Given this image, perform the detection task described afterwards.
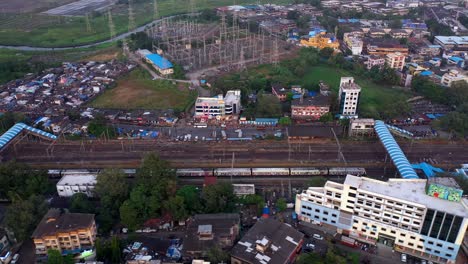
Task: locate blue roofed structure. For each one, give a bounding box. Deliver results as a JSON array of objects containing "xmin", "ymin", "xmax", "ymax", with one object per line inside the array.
[
  {"xmin": 0, "ymin": 123, "xmax": 57, "ymax": 150},
  {"xmin": 145, "ymin": 54, "xmax": 173, "ymax": 70},
  {"xmin": 374, "ymin": 120, "xmax": 419, "ymax": 179}
]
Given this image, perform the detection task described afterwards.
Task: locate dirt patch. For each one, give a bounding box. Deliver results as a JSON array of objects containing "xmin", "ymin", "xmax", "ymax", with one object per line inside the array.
[{"xmin": 84, "ymin": 50, "xmax": 121, "ymax": 62}]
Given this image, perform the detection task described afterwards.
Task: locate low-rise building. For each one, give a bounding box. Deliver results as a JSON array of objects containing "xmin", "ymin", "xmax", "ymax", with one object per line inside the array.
[
  {"xmin": 291, "ymin": 95, "xmax": 330, "ymax": 121},
  {"xmin": 56, "ymin": 174, "xmax": 96, "ymax": 197},
  {"xmin": 145, "ymin": 53, "xmax": 174, "ymax": 75},
  {"xmin": 230, "ymin": 218, "xmax": 304, "ymax": 264},
  {"xmin": 32, "ymin": 209, "xmax": 96, "ymax": 257},
  {"xmin": 386, "ymin": 52, "xmax": 406, "ymax": 71},
  {"xmin": 434, "ymin": 36, "xmax": 468, "ymax": 50},
  {"xmin": 365, "ymin": 55, "xmax": 386, "ymax": 70},
  {"xmin": 367, "ymin": 42, "xmax": 409, "ymax": 56},
  {"xmin": 271, "ymin": 84, "xmax": 289, "ymax": 102},
  {"xmin": 319, "ymin": 81, "xmax": 331, "ymax": 96},
  {"xmin": 390, "ymin": 29, "xmax": 411, "ymax": 39},
  {"xmin": 349, "ymin": 118, "xmax": 375, "ymax": 137},
  {"xmin": 441, "ymin": 70, "xmax": 468, "ymax": 87},
  {"xmin": 184, "ymin": 214, "xmax": 240, "ymax": 258},
  {"xmin": 295, "ymin": 175, "xmax": 468, "ymax": 264},
  {"xmin": 300, "ymin": 29, "xmax": 339, "ymax": 50}
]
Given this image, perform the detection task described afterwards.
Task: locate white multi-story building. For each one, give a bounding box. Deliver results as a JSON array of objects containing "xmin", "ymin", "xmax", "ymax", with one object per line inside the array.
[
  {"xmin": 56, "ymin": 174, "xmax": 96, "ymax": 197},
  {"xmin": 441, "ymin": 70, "xmax": 468, "ymax": 87},
  {"xmin": 195, "ymin": 90, "xmax": 241, "ymax": 117},
  {"xmin": 343, "ymin": 33, "xmax": 363, "ymax": 55},
  {"xmin": 338, "ymin": 77, "xmax": 361, "ymax": 117},
  {"xmin": 295, "ymin": 175, "xmax": 468, "ymax": 264}
]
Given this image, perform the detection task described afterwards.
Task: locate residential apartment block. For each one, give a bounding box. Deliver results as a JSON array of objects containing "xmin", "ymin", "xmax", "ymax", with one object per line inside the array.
[
  {"xmin": 365, "ymin": 55, "xmax": 386, "ymax": 70},
  {"xmin": 32, "ymin": 209, "xmax": 96, "ymax": 257},
  {"xmin": 349, "ymin": 118, "xmax": 375, "ymax": 137},
  {"xmin": 295, "ymin": 175, "xmax": 468, "ymax": 264},
  {"xmin": 386, "ymin": 52, "xmax": 406, "ymax": 71},
  {"xmin": 338, "ymin": 77, "xmax": 361, "ymax": 117},
  {"xmin": 441, "ymin": 70, "xmax": 468, "ymax": 87}
]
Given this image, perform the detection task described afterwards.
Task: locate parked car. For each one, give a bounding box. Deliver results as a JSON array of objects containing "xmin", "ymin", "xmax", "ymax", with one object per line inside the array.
[
  {"xmin": 306, "ymin": 243, "xmax": 315, "ymax": 249},
  {"xmin": 401, "ymin": 254, "xmax": 407, "ymax": 263},
  {"xmin": 313, "ymin": 234, "xmax": 324, "ymax": 240},
  {"xmin": 11, "ymin": 254, "xmax": 19, "ymax": 264}
]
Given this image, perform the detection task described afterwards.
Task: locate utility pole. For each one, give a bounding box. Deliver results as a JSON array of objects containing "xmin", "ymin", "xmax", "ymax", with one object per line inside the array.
[
  {"xmin": 128, "ymin": 0, "xmax": 136, "ymax": 31},
  {"xmin": 85, "ymin": 13, "xmax": 92, "ymax": 32},
  {"xmin": 153, "ymin": 0, "xmax": 159, "ymax": 20},
  {"xmin": 331, "ymin": 127, "xmax": 347, "ymax": 165},
  {"xmin": 231, "ymin": 152, "xmax": 235, "ymax": 183}
]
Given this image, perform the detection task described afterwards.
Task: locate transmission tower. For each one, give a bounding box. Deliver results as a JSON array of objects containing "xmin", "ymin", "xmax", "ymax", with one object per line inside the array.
[
  {"xmin": 85, "ymin": 13, "xmax": 92, "ymax": 32},
  {"xmin": 189, "ymin": 0, "xmax": 196, "ymax": 16},
  {"xmin": 108, "ymin": 10, "xmax": 116, "ymax": 39},
  {"xmin": 272, "ymin": 38, "xmax": 279, "ymax": 65},
  {"xmin": 128, "ymin": 0, "xmax": 136, "ymax": 30},
  {"xmin": 153, "ymin": 0, "xmax": 159, "ymax": 20}
]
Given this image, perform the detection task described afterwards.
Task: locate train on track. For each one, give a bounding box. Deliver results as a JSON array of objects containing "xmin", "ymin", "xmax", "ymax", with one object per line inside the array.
[{"xmin": 48, "ymin": 167, "xmax": 366, "ymax": 178}]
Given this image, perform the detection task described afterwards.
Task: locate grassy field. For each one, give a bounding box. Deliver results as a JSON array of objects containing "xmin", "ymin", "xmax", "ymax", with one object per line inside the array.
[
  {"xmin": 0, "ymin": 0, "xmax": 290, "ymax": 47},
  {"xmin": 302, "ymin": 65, "xmax": 412, "ymax": 117},
  {"xmin": 89, "ymin": 68, "xmax": 197, "ymax": 111}
]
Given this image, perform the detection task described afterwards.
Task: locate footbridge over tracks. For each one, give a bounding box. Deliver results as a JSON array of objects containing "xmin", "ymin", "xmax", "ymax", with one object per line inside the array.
[
  {"xmin": 374, "ymin": 120, "xmax": 419, "ymax": 179},
  {"xmin": 0, "ymin": 123, "xmax": 57, "ymax": 152}
]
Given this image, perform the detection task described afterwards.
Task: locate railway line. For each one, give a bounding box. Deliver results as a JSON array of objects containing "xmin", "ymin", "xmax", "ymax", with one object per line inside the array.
[{"xmin": 3, "ymin": 140, "xmax": 466, "ymax": 169}]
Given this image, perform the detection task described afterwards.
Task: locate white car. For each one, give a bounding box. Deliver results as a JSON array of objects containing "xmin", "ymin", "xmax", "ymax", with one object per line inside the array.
[
  {"xmin": 313, "ymin": 234, "xmax": 324, "ymax": 240},
  {"xmin": 401, "ymin": 254, "xmax": 407, "ymax": 263},
  {"xmin": 11, "ymin": 254, "xmax": 19, "ymax": 264},
  {"xmin": 306, "ymin": 243, "xmax": 315, "ymax": 249}
]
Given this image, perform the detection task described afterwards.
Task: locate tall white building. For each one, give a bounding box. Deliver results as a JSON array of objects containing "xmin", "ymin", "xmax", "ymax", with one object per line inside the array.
[
  {"xmin": 295, "ymin": 175, "xmax": 468, "ymax": 264},
  {"xmin": 338, "ymin": 77, "xmax": 361, "ymax": 117},
  {"xmin": 56, "ymin": 174, "xmax": 96, "ymax": 197}
]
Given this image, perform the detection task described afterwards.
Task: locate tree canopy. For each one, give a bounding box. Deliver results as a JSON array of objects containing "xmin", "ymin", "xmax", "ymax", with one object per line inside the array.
[
  {"xmin": 0, "ymin": 162, "xmax": 53, "ymax": 200},
  {"xmin": 70, "ymin": 193, "xmax": 94, "ymax": 214},
  {"xmin": 256, "ymin": 93, "xmax": 282, "ymax": 118},
  {"xmin": 202, "ymin": 183, "xmax": 236, "ymax": 213}
]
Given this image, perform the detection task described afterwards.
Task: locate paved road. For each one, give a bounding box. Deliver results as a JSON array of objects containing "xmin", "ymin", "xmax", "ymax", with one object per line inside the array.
[{"xmin": 0, "ymin": 14, "xmax": 193, "ymax": 50}]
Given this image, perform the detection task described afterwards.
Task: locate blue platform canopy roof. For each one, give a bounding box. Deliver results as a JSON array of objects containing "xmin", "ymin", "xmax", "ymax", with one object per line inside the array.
[
  {"xmin": 0, "ymin": 122, "xmax": 57, "ymax": 150},
  {"xmin": 145, "ymin": 54, "xmax": 173, "ymax": 70},
  {"xmin": 375, "ymin": 120, "xmax": 419, "ymax": 179}
]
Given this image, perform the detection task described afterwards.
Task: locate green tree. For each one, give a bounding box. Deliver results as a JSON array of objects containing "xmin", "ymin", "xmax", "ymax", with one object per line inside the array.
[
  {"xmin": 279, "ymin": 117, "xmax": 292, "ymax": 126},
  {"xmin": 309, "ymin": 177, "xmax": 327, "ymax": 187},
  {"xmin": 206, "ymin": 246, "xmax": 229, "ymax": 264},
  {"xmin": 6, "ymin": 195, "xmax": 48, "ymax": 242},
  {"xmin": 202, "ymin": 183, "xmax": 236, "ymax": 213},
  {"xmin": 297, "ymin": 252, "xmax": 325, "ymax": 264},
  {"xmin": 176, "ymin": 186, "xmax": 202, "ymax": 214},
  {"xmin": 256, "ymin": 94, "xmax": 282, "ymax": 118},
  {"xmin": 120, "ymin": 199, "xmax": 141, "ymax": 230},
  {"xmin": 319, "ymin": 47, "xmax": 334, "ymax": 58},
  {"xmin": 95, "ymin": 169, "xmax": 129, "ymax": 215},
  {"xmin": 0, "ymin": 162, "xmax": 52, "ymax": 200},
  {"xmin": 88, "ymin": 115, "xmax": 116, "ymax": 138},
  {"xmin": 110, "ymin": 236, "xmax": 121, "ymax": 263},
  {"xmin": 389, "ymin": 19, "xmax": 402, "ymax": 28},
  {"xmin": 319, "ymin": 112, "xmax": 334, "ymax": 123},
  {"xmin": 276, "ymin": 198, "xmax": 287, "ymax": 212},
  {"xmin": 163, "ymin": 196, "xmax": 188, "ymax": 221},
  {"xmin": 70, "ymin": 193, "xmax": 94, "ymax": 214},
  {"xmin": 47, "ymin": 249, "xmax": 64, "ymax": 264}
]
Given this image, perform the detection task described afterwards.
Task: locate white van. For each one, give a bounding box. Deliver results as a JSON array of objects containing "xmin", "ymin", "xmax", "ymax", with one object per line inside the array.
[{"xmin": 313, "ymin": 234, "xmax": 324, "ymax": 240}]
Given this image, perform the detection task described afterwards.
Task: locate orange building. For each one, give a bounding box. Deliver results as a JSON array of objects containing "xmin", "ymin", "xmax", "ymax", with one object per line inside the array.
[
  {"xmin": 300, "ymin": 30, "xmax": 339, "ymax": 50},
  {"xmin": 32, "ymin": 209, "xmax": 96, "ymax": 257}
]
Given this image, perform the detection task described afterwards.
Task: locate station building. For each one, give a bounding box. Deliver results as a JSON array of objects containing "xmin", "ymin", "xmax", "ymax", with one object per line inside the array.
[
  {"xmin": 56, "ymin": 174, "xmax": 96, "ymax": 197},
  {"xmin": 295, "ymin": 175, "xmax": 468, "ymax": 264}
]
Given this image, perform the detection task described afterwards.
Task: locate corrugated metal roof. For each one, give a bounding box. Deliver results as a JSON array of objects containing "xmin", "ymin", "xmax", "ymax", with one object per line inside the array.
[
  {"xmin": 0, "ymin": 122, "xmax": 57, "ymax": 150},
  {"xmin": 145, "ymin": 54, "xmax": 173, "ymax": 70},
  {"xmin": 374, "ymin": 120, "xmax": 418, "ymax": 179}
]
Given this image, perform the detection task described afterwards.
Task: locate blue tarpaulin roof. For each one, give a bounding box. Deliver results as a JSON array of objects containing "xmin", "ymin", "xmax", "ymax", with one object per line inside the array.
[
  {"xmin": 0, "ymin": 122, "xmax": 57, "ymax": 150},
  {"xmin": 145, "ymin": 54, "xmax": 173, "ymax": 70},
  {"xmin": 449, "ymin": 56, "xmax": 464, "ymax": 63},
  {"xmin": 420, "ymin": 70, "xmax": 433, "ymax": 76},
  {"xmin": 375, "ymin": 120, "xmax": 419, "ymax": 179}
]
